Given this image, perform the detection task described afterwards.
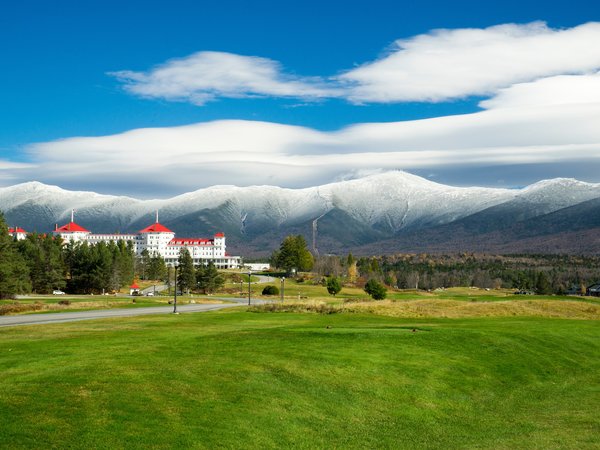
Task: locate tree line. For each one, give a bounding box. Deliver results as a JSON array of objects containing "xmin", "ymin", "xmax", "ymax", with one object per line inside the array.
[
  {"xmin": 0, "ymin": 213, "xmax": 224, "ymax": 298},
  {"xmin": 311, "ymin": 252, "xmax": 600, "ymax": 295}
]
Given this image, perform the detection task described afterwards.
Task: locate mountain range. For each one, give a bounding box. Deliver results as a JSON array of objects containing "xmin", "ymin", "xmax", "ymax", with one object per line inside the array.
[{"xmin": 1, "ymin": 171, "xmax": 600, "ymax": 256}]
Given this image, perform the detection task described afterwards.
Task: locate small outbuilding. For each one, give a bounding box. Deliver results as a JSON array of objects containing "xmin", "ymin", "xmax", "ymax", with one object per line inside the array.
[
  {"xmin": 586, "ymin": 283, "xmax": 600, "ymax": 297},
  {"xmin": 129, "ymin": 282, "xmax": 140, "ymax": 296}
]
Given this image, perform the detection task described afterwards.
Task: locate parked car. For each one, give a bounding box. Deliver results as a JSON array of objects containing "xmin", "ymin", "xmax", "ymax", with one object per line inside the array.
[
  {"xmin": 53, "ymin": 290, "xmax": 65, "ymax": 295},
  {"xmin": 146, "ymin": 292, "xmax": 154, "ymax": 296}
]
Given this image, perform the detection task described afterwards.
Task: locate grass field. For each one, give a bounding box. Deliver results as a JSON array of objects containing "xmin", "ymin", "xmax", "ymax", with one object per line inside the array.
[{"xmin": 1, "ymin": 307, "xmax": 598, "ymax": 449}]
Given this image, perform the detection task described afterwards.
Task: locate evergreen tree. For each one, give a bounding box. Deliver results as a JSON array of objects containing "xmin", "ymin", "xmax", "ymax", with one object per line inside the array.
[
  {"xmin": 16, "ymin": 233, "xmax": 65, "ymax": 293},
  {"xmin": 136, "ymin": 249, "xmax": 152, "ymax": 280},
  {"xmin": 326, "ymin": 277, "xmax": 342, "ymax": 296},
  {"xmin": 364, "ymin": 279, "xmax": 387, "ymax": 300},
  {"xmin": 271, "ymin": 235, "xmax": 314, "ymax": 273},
  {"xmin": 346, "ymin": 252, "xmax": 355, "ymax": 268},
  {"xmin": 0, "ymin": 213, "xmax": 31, "ymax": 298},
  {"xmin": 147, "ymin": 253, "xmax": 167, "ymax": 281},
  {"xmin": 535, "ymin": 271, "xmax": 552, "ymax": 295},
  {"xmin": 197, "ymin": 261, "xmax": 225, "ymax": 294},
  {"xmin": 177, "ymin": 248, "xmax": 196, "ymax": 293},
  {"xmin": 91, "ymin": 241, "xmax": 113, "ymax": 293}
]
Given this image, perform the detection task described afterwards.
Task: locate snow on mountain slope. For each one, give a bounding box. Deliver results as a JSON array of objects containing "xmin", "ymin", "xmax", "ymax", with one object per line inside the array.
[
  {"xmin": 320, "ymin": 172, "xmax": 515, "ymax": 230},
  {"xmin": 1, "ymin": 173, "xmax": 599, "ymax": 237},
  {"xmin": 516, "ymin": 178, "xmax": 600, "ymax": 210}
]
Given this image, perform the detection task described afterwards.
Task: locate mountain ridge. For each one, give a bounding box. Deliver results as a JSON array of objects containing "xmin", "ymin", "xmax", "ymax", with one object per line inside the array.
[{"xmin": 2, "ymin": 172, "xmax": 599, "ymax": 255}]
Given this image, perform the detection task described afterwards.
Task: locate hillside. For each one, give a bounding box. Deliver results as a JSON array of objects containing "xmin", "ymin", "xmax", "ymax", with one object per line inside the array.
[{"xmin": 1, "ymin": 172, "xmax": 600, "ymax": 255}]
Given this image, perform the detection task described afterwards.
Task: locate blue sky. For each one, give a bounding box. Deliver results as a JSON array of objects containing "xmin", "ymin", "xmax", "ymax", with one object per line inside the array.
[{"xmin": 1, "ymin": 0, "xmax": 600, "ymax": 197}]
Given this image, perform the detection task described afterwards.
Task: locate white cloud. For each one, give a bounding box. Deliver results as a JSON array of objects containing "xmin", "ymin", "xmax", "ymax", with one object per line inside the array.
[
  {"xmin": 109, "ymin": 51, "xmax": 340, "ymax": 105},
  {"xmin": 6, "ymin": 22, "xmax": 600, "ymax": 195},
  {"xmin": 479, "ymin": 73, "xmax": 600, "ymax": 109},
  {"xmin": 11, "ymin": 95, "xmax": 600, "ymax": 196},
  {"xmin": 339, "ymin": 22, "xmax": 600, "ymax": 102},
  {"xmin": 110, "ymin": 22, "xmax": 600, "ymax": 106}
]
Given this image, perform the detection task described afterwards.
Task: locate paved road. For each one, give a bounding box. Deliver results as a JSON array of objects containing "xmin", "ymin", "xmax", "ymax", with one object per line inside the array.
[{"xmin": 0, "ymin": 299, "xmax": 259, "ymax": 328}]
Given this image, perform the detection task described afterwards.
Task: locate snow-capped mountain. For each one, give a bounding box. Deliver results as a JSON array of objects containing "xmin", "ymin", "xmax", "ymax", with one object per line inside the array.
[{"xmin": 2, "ymin": 171, "xmax": 600, "ymax": 255}]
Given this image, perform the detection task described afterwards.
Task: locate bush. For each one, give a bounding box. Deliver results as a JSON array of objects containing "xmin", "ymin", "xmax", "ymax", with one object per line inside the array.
[
  {"xmin": 364, "ymin": 279, "xmax": 387, "ymax": 300},
  {"xmin": 58, "ymin": 299, "xmax": 71, "ymax": 305},
  {"xmin": 262, "ymin": 285, "xmax": 280, "ymax": 296},
  {"xmin": 326, "ymin": 277, "xmax": 342, "ymax": 296}
]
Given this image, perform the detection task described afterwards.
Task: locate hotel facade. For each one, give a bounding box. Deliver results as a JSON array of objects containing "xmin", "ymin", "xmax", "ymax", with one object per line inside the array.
[{"xmin": 10, "ymin": 212, "xmax": 241, "ymax": 269}]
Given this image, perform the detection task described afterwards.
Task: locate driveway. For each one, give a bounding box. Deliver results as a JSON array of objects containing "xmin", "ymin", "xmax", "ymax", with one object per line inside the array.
[{"xmin": 0, "ymin": 299, "xmax": 258, "ymax": 328}]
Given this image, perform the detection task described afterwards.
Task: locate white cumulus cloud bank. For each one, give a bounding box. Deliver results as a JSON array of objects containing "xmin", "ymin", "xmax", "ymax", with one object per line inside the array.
[
  {"xmin": 110, "ymin": 22, "xmax": 600, "ymax": 104},
  {"xmin": 15, "ymin": 74, "xmax": 600, "ymax": 196},
  {"xmin": 109, "ymin": 51, "xmax": 340, "ymax": 105}
]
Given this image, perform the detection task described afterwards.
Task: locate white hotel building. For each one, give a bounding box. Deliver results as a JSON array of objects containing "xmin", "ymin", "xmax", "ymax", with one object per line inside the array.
[{"xmin": 50, "ymin": 214, "xmax": 241, "ymax": 268}]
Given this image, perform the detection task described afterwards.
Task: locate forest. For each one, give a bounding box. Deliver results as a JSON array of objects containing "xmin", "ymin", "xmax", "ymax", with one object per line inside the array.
[
  {"xmin": 3, "ymin": 212, "xmax": 600, "ymax": 298},
  {"xmin": 0, "ymin": 214, "xmax": 224, "ymax": 299},
  {"xmin": 312, "ymin": 252, "xmax": 600, "ymax": 295}
]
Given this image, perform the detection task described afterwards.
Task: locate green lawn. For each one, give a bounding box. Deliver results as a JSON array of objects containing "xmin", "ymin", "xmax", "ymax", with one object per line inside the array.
[{"xmin": 0, "ymin": 310, "xmax": 598, "ymax": 449}]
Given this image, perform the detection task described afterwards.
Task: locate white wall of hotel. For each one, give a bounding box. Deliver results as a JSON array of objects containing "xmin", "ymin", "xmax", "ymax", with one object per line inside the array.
[
  {"xmin": 244, "ymin": 263, "xmax": 271, "ymax": 271},
  {"xmin": 53, "ymin": 227, "xmax": 241, "ymax": 269}
]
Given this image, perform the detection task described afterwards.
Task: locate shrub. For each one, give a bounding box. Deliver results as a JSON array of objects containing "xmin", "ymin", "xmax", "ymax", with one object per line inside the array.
[
  {"xmin": 262, "ymin": 285, "xmax": 280, "ymax": 296},
  {"xmin": 326, "ymin": 277, "xmax": 342, "ymax": 296},
  {"xmin": 364, "ymin": 279, "xmax": 387, "ymax": 300},
  {"xmin": 58, "ymin": 299, "xmax": 71, "ymax": 305}
]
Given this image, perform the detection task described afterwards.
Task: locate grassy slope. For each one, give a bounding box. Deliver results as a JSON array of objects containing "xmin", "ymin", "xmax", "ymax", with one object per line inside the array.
[{"xmin": 0, "ymin": 311, "xmax": 598, "ymax": 449}]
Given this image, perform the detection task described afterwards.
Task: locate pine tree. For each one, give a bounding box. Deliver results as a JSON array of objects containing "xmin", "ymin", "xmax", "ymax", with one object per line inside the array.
[
  {"xmin": 197, "ymin": 261, "xmax": 224, "ymax": 294},
  {"xmin": 346, "ymin": 252, "xmax": 355, "ymax": 267},
  {"xmin": 0, "ymin": 213, "xmax": 31, "ymax": 298},
  {"xmin": 535, "ymin": 271, "xmax": 552, "ymax": 295},
  {"xmin": 364, "ymin": 279, "xmax": 387, "ymax": 300},
  {"xmin": 148, "ymin": 253, "xmax": 167, "ymax": 281},
  {"xmin": 137, "ymin": 249, "xmax": 151, "ymax": 280},
  {"xmin": 272, "ymin": 235, "xmax": 314, "ymax": 273},
  {"xmin": 326, "ymin": 277, "xmax": 342, "ymax": 296},
  {"xmin": 177, "ymin": 248, "xmax": 196, "ymax": 294},
  {"xmin": 17, "ymin": 233, "xmax": 65, "ymax": 293}
]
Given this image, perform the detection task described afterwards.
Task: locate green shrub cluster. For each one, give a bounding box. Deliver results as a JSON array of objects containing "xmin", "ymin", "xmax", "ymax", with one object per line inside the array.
[{"xmin": 262, "ymin": 285, "xmax": 280, "ymax": 295}]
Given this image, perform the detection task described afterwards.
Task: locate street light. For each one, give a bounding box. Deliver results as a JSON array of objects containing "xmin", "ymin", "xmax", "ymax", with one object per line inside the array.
[
  {"xmin": 280, "ymin": 277, "xmax": 285, "ymax": 303},
  {"xmin": 173, "ymin": 262, "xmax": 179, "ymax": 314},
  {"xmin": 248, "ymin": 271, "xmax": 252, "ymax": 305}
]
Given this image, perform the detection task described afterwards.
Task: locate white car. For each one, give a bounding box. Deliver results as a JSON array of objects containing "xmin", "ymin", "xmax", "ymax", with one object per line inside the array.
[
  {"xmin": 146, "ymin": 292, "xmax": 154, "ymax": 296},
  {"xmin": 53, "ymin": 290, "xmax": 65, "ymax": 295}
]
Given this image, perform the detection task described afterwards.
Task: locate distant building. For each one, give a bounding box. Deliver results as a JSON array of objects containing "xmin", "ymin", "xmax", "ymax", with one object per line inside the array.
[
  {"xmin": 48, "ymin": 210, "xmax": 241, "ymax": 268},
  {"xmin": 8, "ymin": 226, "xmax": 27, "ymax": 240},
  {"xmin": 586, "ymin": 283, "xmax": 600, "ymax": 297},
  {"xmin": 244, "ymin": 263, "xmax": 271, "ymax": 271}
]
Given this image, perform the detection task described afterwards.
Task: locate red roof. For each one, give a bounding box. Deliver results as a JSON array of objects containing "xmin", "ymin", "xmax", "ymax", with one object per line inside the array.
[
  {"xmin": 8, "ymin": 227, "xmax": 27, "ymax": 233},
  {"xmin": 130, "ymin": 282, "xmax": 140, "ymax": 289},
  {"xmin": 169, "ymin": 238, "xmax": 213, "ymax": 246},
  {"xmin": 214, "ymin": 232, "xmax": 225, "ymax": 237},
  {"xmin": 139, "ymin": 222, "xmax": 174, "ymax": 233},
  {"xmin": 54, "ymin": 222, "xmax": 90, "ymax": 233}
]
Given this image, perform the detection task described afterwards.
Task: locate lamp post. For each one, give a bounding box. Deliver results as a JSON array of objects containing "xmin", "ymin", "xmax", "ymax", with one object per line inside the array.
[
  {"xmin": 248, "ymin": 271, "xmax": 252, "ymax": 305},
  {"xmin": 280, "ymin": 277, "xmax": 285, "ymax": 303},
  {"xmin": 173, "ymin": 262, "xmax": 179, "ymax": 314}
]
